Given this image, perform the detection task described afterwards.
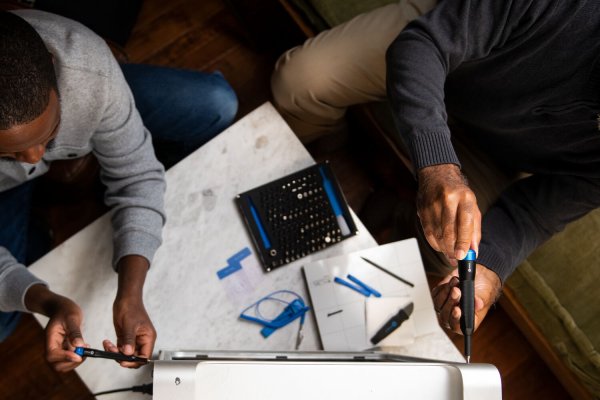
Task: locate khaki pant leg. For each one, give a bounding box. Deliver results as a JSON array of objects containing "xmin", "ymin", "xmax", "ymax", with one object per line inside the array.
[
  {"xmin": 271, "ymin": 0, "xmax": 437, "ymax": 143},
  {"xmin": 416, "ymin": 134, "xmax": 516, "ymax": 277}
]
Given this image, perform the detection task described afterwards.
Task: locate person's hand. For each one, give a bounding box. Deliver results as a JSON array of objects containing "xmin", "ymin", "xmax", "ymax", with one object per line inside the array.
[
  {"xmin": 107, "ymin": 295, "xmax": 156, "ymax": 368},
  {"xmin": 431, "ymin": 264, "xmax": 501, "ymax": 334},
  {"xmin": 105, "ymin": 255, "xmax": 156, "ymax": 368},
  {"xmin": 24, "ymin": 284, "xmax": 87, "ymax": 372},
  {"xmin": 417, "ymin": 164, "xmax": 481, "ymax": 266}
]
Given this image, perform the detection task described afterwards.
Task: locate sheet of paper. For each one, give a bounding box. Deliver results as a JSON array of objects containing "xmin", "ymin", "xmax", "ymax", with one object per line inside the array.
[{"xmin": 303, "ymin": 239, "xmax": 439, "ymax": 351}]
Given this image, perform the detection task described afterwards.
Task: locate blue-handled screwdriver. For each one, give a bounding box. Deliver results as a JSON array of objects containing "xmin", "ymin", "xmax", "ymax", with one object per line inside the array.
[
  {"xmin": 74, "ymin": 347, "xmax": 148, "ymax": 363},
  {"xmin": 458, "ymin": 249, "xmax": 476, "ymax": 363}
]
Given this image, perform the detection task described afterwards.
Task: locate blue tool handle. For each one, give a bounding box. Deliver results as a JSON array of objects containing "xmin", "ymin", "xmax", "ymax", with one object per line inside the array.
[{"xmin": 458, "ymin": 249, "xmax": 476, "ymax": 281}]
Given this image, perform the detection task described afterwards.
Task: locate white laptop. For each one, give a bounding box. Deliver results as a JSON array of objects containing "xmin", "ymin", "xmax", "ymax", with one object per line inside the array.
[{"xmin": 153, "ymin": 350, "xmax": 502, "ymax": 400}]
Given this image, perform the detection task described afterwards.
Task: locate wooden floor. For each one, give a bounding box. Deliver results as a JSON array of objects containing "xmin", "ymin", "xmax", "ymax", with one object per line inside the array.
[{"xmin": 0, "ymin": 0, "xmax": 572, "ymax": 399}]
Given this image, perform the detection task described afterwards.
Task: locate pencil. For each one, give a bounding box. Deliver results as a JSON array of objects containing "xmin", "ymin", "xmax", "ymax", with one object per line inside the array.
[{"xmin": 360, "ymin": 256, "xmax": 414, "ymax": 287}]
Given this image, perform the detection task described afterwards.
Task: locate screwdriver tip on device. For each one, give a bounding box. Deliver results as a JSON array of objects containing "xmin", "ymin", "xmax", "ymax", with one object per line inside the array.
[{"xmin": 467, "ymin": 355, "xmax": 471, "ymax": 364}]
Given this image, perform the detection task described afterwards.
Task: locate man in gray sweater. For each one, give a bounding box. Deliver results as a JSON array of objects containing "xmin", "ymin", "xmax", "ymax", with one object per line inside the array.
[{"xmin": 0, "ymin": 10, "xmax": 237, "ymax": 371}]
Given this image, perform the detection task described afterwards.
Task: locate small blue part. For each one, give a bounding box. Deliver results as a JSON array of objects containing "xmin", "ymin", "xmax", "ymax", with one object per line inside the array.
[
  {"xmin": 218, "ymin": 247, "xmax": 252, "ymax": 279},
  {"xmin": 217, "ymin": 263, "xmax": 242, "ymax": 279},
  {"xmin": 463, "ymin": 249, "xmax": 477, "ymax": 261},
  {"xmin": 227, "ymin": 247, "xmax": 251, "ymax": 264},
  {"xmin": 74, "ymin": 347, "xmax": 85, "ymax": 356}
]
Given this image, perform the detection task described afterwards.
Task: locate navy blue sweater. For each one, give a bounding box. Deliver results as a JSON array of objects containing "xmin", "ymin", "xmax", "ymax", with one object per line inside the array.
[{"xmin": 387, "ymin": 0, "xmax": 600, "ymax": 281}]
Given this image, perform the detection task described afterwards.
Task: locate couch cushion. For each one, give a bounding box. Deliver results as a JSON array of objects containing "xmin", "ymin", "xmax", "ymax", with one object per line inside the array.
[{"xmin": 506, "ymin": 209, "xmax": 600, "ymax": 398}]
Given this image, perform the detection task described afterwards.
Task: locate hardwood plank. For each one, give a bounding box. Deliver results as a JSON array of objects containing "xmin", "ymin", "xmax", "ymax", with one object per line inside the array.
[
  {"xmin": 0, "ymin": 314, "xmax": 92, "ymax": 400},
  {"xmin": 130, "ymin": 0, "xmax": 187, "ymax": 31},
  {"xmin": 125, "ymin": 0, "xmax": 224, "ymax": 63},
  {"xmin": 446, "ymin": 306, "xmax": 571, "ymax": 399},
  {"xmin": 137, "ymin": 9, "xmax": 247, "ymax": 69}
]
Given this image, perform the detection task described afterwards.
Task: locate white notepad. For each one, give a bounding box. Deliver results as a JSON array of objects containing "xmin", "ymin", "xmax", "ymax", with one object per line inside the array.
[{"xmin": 302, "ymin": 239, "xmax": 439, "ymax": 351}]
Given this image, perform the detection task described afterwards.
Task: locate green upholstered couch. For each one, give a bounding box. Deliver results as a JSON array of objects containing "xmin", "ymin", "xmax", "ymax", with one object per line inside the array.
[{"xmin": 280, "ymin": 0, "xmax": 600, "ymax": 398}]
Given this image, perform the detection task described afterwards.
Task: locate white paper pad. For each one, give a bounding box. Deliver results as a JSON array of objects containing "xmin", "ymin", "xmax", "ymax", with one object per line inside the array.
[{"xmin": 303, "ymin": 239, "xmax": 439, "ymax": 351}]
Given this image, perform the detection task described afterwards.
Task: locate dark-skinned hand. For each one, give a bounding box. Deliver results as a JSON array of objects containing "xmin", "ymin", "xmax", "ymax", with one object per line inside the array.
[
  {"xmin": 417, "ymin": 163, "xmax": 481, "ymax": 266},
  {"xmin": 431, "ymin": 264, "xmax": 501, "ymax": 334}
]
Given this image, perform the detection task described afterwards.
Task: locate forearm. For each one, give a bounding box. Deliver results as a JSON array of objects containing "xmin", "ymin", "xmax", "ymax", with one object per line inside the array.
[
  {"xmin": 24, "ymin": 284, "xmax": 66, "ymax": 317},
  {"xmin": 116, "ymin": 255, "xmax": 149, "ymax": 301},
  {"xmin": 112, "ymin": 255, "xmax": 156, "ymax": 360},
  {"xmin": 479, "ymin": 174, "xmax": 600, "ymax": 282}
]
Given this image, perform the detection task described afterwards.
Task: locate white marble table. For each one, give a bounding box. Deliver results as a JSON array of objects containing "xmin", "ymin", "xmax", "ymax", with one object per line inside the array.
[{"xmin": 30, "ymin": 103, "xmax": 462, "ymax": 398}]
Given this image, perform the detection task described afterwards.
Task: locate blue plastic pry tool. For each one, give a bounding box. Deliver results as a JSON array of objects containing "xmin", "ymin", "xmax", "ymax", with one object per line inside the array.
[
  {"xmin": 248, "ymin": 197, "xmax": 271, "ymax": 249},
  {"xmin": 319, "ymin": 165, "xmax": 351, "ymax": 236},
  {"xmin": 347, "ymin": 274, "xmax": 381, "ymax": 297},
  {"xmin": 334, "ymin": 276, "xmax": 371, "ymax": 297}
]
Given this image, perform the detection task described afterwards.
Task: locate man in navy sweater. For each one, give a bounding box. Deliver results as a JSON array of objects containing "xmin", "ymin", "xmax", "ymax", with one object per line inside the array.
[
  {"xmin": 387, "ymin": 0, "xmax": 600, "ymax": 333},
  {"xmin": 273, "ymin": 0, "xmax": 600, "ymax": 336}
]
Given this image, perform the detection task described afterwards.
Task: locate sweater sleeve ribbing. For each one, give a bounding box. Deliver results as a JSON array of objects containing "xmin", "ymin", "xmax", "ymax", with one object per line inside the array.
[
  {"xmin": 386, "ymin": 0, "xmax": 551, "ymax": 170},
  {"xmin": 478, "ymin": 174, "xmax": 600, "ymax": 282}
]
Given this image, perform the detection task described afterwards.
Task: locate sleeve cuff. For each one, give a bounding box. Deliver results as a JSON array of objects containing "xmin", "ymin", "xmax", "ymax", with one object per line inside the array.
[
  {"xmin": 0, "ymin": 265, "xmax": 47, "ymax": 312},
  {"xmin": 407, "ymin": 130, "xmax": 461, "ymax": 170},
  {"xmin": 112, "ymin": 230, "xmax": 162, "ymax": 270},
  {"xmin": 477, "ymin": 241, "xmax": 515, "ymax": 283}
]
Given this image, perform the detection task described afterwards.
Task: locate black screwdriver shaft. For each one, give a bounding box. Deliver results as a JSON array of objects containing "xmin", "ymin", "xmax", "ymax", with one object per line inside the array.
[{"xmin": 458, "ymin": 249, "xmax": 476, "ymax": 363}]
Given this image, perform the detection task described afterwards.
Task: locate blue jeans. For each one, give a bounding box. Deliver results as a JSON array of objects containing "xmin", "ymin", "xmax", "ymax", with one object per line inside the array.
[
  {"xmin": 120, "ymin": 64, "xmax": 238, "ymax": 169},
  {"xmin": 0, "ymin": 182, "xmax": 36, "ymax": 342},
  {"xmin": 0, "ymin": 64, "xmax": 238, "ymax": 341}
]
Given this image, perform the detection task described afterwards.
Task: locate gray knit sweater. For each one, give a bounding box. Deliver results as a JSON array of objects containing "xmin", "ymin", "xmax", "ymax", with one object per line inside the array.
[
  {"xmin": 0, "ymin": 10, "xmax": 166, "ymax": 312},
  {"xmin": 387, "ymin": 0, "xmax": 600, "ymax": 281}
]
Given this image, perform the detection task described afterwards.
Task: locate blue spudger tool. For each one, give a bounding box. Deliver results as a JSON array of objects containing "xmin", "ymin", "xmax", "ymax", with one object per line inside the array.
[
  {"xmin": 333, "ymin": 276, "xmax": 371, "ymax": 296},
  {"xmin": 370, "ymin": 302, "xmax": 414, "ymax": 345},
  {"xmin": 458, "ymin": 249, "xmax": 476, "ymax": 363}
]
